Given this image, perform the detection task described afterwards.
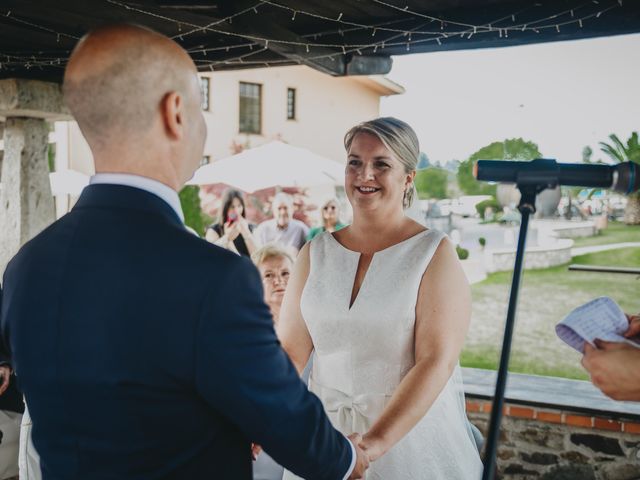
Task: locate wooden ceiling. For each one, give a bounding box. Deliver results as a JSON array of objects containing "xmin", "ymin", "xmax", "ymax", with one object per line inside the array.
[{"xmin": 1, "ymin": 0, "xmax": 639, "ymax": 82}]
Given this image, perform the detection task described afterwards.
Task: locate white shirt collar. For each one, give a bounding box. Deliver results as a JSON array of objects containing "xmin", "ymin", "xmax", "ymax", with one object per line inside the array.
[{"xmin": 90, "ymin": 173, "xmax": 184, "ymax": 223}]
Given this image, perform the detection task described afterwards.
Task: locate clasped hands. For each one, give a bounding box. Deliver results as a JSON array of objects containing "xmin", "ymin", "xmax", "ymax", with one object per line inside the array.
[
  {"xmin": 250, "ymin": 432, "xmax": 384, "ymax": 479},
  {"xmin": 582, "ymin": 313, "xmax": 640, "ymax": 401},
  {"xmin": 348, "ymin": 432, "xmax": 388, "ymax": 479}
]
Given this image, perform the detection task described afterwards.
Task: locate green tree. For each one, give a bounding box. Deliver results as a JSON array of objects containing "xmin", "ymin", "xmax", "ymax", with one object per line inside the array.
[
  {"xmin": 457, "ymin": 138, "xmax": 543, "ymax": 195},
  {"xmin": 599, "ymin": 132, "xmax": 640, "ymax": 224},
  {"xmin": 179, "ymin": 185, "xmax": 212, "ymax": 236},
  {"xmin": 415, "ymin": 167, "xmax": 448, "ymax": 199}
]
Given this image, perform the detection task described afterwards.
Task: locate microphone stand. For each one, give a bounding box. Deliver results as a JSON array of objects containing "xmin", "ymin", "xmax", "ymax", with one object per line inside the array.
[{"xmin": 481, "ymin": 183, "xmax": 548, "ymax": 480}]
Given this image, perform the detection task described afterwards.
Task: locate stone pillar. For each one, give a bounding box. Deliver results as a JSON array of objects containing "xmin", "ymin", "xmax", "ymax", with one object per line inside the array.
[
  {"xmin": 0, "ymin": 79, "xmax": 71, "ymax": 275},
  {"xmin": 0, "ymin": 119, "xmax": 53, "ymax": 272},
  {"xmin": 0, "ymin": 121, "xmax": 4, "ymax": 182}
]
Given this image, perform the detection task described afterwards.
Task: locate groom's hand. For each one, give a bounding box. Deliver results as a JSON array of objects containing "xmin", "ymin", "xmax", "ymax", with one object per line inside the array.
[
  {"xmin": 347, "ymin": 433, "xmax": 370, "ymax": 479},
  {"xmin": 250, "ymin": 443, "xmax": 262, "ymax": 461},
  {"xmin": 0, "ymin": 365, "xmax": 11, "ymax": 396}
]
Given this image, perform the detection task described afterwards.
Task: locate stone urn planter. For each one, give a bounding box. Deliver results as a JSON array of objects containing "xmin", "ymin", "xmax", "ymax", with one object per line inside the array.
[{"xmin": 496, "ymin": 184, "xmax": 561, "ymax": 218}]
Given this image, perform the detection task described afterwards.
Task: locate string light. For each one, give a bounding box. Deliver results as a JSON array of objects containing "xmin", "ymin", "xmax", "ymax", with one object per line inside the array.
[{"xmin": 0, "ymin": 0, "xmax": 625, "ymax": 74}]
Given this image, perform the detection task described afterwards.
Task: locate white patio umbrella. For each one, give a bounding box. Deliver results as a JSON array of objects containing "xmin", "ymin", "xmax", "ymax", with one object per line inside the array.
[
  {"xmin": 187, "ymin": 141, "xmax": 345, "ymax": 192},
  {"xmin": 49, "ymin": 170, "xmax": 90, "ymax": 196}
]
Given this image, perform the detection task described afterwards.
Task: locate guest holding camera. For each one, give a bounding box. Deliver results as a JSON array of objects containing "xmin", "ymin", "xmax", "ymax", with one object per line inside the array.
[{"xmin": 205, "ymin": 189, "xmax": 257, "ymax": 257}]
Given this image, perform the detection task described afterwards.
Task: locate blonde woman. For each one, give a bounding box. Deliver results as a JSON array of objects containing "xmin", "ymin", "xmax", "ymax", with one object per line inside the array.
[
  {"xmin": 279, "ymin": 118, "xmax": 482, "ymax": 479},
  {"xmin": 252, "ymin": 245, "xmax": 294, "ymax": 325},
  {"xmin": 307, "ymin": 198, "xmax": 348, "ymax": 241},
  {"xmin": 251, "ymin": 245, "xmax": 303, "ymax": 480}
]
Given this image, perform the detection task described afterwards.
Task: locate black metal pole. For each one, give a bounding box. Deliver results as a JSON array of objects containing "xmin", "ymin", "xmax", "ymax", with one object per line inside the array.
[{"xmin": 481, "ymin": 186, "xmax": 539, "ymax": 480}]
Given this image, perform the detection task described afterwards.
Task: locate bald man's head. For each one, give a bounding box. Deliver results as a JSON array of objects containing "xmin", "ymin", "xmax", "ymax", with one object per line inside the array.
[{"xmin": 63, "ymin": 24, "xmax": 199, "ymax": 149}]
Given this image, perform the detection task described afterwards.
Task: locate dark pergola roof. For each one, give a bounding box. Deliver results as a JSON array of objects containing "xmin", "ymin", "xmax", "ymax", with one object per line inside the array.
[{"xmin": 1, "ymin": 0, "xmax": 639, "ymax": 82}]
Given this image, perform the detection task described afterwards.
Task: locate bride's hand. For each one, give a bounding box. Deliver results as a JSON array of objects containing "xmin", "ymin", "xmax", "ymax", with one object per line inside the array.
[{"xmin": 359, "ymin": 433, "xmax": 385, "ymax": 462}]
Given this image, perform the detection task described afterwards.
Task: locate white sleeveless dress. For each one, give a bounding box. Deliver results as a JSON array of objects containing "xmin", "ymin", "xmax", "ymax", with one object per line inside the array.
[{"xmin": 283, "ymin": 230, "xmax": 483, "ymax": 480}]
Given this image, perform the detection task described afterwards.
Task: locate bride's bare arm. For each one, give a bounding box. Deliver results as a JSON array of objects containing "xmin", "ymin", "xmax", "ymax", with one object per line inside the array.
[
  {"xmin": 277, "ymin": 242, "xmax": 314, "ymax": 375},
  {"xmin": 360, "ymin": 238, "xmax": 471, "ymax": 461}
]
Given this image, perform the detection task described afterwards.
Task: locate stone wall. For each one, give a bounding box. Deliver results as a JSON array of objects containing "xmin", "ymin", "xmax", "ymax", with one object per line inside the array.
[
  {"xmin": 466, "ymin": 398, "xmax": 640, "ymax": 479},
  {"xmin": 532, "ymin": 219, "xmax": 598, "ymax": 239},
  {"xmin": 551, "ymin": 225, "xmax": 598, "ymax": 238},
  {"xmin": 483, "ymin": 239, "xmax": 574, "ymax": 273}
]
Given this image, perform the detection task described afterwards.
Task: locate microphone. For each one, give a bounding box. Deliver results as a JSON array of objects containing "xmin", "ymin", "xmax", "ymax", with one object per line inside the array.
[{"xmin": 474, "ymin": 158, "xmax": 639, "ymax": 195}]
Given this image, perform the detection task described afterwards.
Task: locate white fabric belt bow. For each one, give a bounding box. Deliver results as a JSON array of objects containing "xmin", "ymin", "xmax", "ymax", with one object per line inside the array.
[{"xmin": 309, "ymin": 378, "xmax": 390, "ymax": 433}]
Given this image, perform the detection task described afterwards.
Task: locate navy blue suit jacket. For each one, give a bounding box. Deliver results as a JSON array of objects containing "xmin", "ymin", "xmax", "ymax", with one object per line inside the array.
[{"xmin": 0, "ymin": 184, "xmax": 351, "ymax": 480}]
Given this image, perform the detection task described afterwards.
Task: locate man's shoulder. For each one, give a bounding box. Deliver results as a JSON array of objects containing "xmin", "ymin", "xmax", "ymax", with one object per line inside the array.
[
  {"xmin": 255, "ymin": 219, "xmax": 275, "ymax": 234},
  {"xmin": 6, "ymin": 214, "xmax": 71, "ymax": 268},
  {"xmin": 173, "ymin": 228, "xmax": 251, "ymax": 267},
  {"xmin": 291, "ymin": 218, "xmax": 310, "ymax": 232},
  {"xmin": 256, "ymin": 218, "xmax": 276, "ymax": 228}
]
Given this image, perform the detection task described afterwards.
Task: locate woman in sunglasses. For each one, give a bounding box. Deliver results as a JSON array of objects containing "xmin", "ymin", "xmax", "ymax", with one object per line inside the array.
[{"xmin": 307, "ymin": 198, "xmax": 347, "ymax": 241}]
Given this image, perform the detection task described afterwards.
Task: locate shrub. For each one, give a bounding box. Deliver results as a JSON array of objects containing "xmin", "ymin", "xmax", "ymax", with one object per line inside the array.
[
  {"xmin": 179, "ymin": 185, "xmax": 213, "ymax": 237},
  {"xmin": 475, "ymin": 197, "xmax": 502, "ymax": 217},
  {"xmin": 456, "ymin": 245, "xmax": 469, "ymax": 260},
  {"xmin": 415, "ymin": 167, "xmax": 448, "ymax": 200},
  {"xmin": 478, "ymin": 237, "xmax": 486, "ymax": 247}
]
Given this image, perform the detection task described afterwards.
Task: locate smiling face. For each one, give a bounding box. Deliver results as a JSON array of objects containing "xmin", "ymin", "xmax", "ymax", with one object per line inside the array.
[
  {"xmin": 258, "ymin": 255, "xmax": 293, "ymax": 310},
  {"xmin": 345, "ymin": 132, "xmax": 414, "ymax": 214}
]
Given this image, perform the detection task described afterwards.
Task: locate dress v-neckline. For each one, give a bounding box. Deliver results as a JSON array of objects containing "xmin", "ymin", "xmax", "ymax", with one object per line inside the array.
[{"xmin": 328, "ymin": 229, "xmax": 430, "ymax": 311}]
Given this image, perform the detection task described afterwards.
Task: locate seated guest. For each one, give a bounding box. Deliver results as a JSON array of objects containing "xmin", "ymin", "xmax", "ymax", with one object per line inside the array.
[
  {"xmin": 206, "ymin": 189, "xmax": 257, "ymax": 257},
  {"xmin": 254, "ymin": 193, "xmax": 309, "ymax": 253},
  {"xmin": 251, "ymin": 245, "xmax": 296, "ymax": 480},
  {"xmin": 307, "ymin": 197, "xmax": 347, "ymax": 241},
  {"xmin": 252, "ymin": 245, "xmax": 294, "ymax": 326},
  {"xmin": 582, "ymin": 312, "xmax": 640, "ymax": 401}
]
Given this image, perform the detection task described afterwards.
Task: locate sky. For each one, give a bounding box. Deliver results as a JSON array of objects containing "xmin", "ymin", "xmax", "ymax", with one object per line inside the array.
[{"xmin": 381, "ymin": 33, "xmax": 640, "ymax": 166}]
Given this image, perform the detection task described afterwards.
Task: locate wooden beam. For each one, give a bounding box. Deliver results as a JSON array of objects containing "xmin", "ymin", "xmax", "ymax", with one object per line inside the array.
[{"xmin": 346, "ymin": 55, "xmax": 392, "ymax": 76}]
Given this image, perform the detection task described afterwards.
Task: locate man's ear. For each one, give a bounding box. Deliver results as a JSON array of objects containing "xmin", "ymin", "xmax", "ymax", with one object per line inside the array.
[{"xmin": 161, "ymin": 91, "xmax": 184, "ymax": 140}]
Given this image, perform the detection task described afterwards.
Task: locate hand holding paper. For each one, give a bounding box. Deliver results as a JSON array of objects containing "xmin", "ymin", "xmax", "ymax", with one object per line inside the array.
[{"xmin": 555, "ymin": 297, "xmax": 640, "ymax": 353}]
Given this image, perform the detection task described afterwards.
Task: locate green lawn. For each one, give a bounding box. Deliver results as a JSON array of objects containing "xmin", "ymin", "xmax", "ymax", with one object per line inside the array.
[
  {"xmin": 462, "ymin": 246, "xmax": 640, "ymax": 380},
  {"xmin": 571, "ymin": 221, "xmax": 640, "ymax": 248}
]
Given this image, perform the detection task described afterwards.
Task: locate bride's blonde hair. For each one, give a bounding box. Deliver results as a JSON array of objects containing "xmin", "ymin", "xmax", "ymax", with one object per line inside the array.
[{"xmin": 343, "ymin": 117, "xmax": 419, "ymax": 209}]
